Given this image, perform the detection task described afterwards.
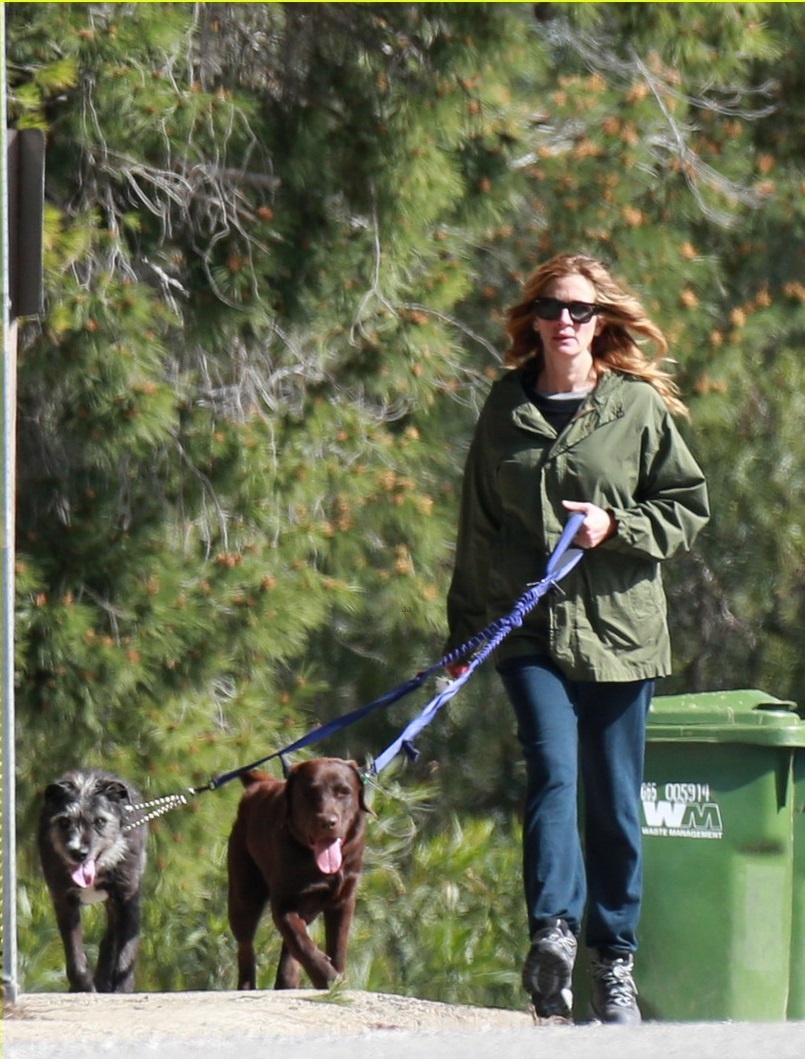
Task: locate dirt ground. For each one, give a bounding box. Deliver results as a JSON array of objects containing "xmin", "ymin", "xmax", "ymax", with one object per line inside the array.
[
  {"xmin": 6, "ymin": 990, "xmax": 805, "ymax": 1059},
  {"xmin": 2, "ymin": 988, "xmax": 533, "ymax": 1046}
]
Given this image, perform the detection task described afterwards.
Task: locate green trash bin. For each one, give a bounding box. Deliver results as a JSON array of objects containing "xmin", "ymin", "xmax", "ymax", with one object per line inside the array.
[
  {"xmin": 634, "ymin": 689, "xmax": 805, "ymax": 1022},
  {"xmin": 790, "ymin": 740, "xmax": 805, "ymax": 1019}
]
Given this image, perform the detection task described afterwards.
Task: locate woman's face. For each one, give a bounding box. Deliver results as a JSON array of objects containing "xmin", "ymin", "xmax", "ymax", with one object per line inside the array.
[{"xmin": 533, "ymin": 272, "xmax": 602, "ymax": 368}]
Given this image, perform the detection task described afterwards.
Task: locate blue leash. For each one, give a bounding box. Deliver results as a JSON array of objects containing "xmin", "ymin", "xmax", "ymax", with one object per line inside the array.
[
  {"xmin": 371, "ymin": 512, "xmax": 585, "ymax": 773},
  {"xmin": 123, "ymin": 514, "xmax": 585, "ymax": 824}
]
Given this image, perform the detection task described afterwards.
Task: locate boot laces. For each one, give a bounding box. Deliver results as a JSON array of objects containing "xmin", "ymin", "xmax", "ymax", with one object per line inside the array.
[{"xmin": 592, "ymin": 957, "xmax": 637, "ymax": 1007}]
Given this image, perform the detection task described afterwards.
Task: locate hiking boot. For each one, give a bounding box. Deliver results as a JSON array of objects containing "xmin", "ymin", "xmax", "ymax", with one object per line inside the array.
[
  {"xmin": 590, "ymin": 951, "xmax": 641, "ymax": 1025},
  {"xmin": 522, "ymin": 918, "xmax": 577, "ymax": 1022}
]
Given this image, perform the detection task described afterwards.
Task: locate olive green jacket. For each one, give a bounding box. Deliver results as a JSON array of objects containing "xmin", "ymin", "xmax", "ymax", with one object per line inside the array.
[{"xmin": 445, "ymin": 369, "xmax": 710, "ymax": 681}]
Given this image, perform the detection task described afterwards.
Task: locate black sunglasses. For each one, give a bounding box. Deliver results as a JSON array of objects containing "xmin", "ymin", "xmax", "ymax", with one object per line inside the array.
[{"xmin": 533, "ymin": 297, "xmax": 601, "ymax": 324}]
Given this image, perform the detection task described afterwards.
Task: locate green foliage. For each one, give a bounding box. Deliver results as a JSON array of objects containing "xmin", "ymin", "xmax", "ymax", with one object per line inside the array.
[
  {"xmin": 9, "ymin": 0, "xmax": 805, "ymax": 1008},
  {"xmin": 357, "ymin": 801, "xmax": 523, "ymax": 1008}
]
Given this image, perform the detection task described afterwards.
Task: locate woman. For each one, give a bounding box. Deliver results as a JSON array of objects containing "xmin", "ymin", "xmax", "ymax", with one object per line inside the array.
[{"xmin": 444, "ymin": 253, "xmax": 709, "ymax": 1024}]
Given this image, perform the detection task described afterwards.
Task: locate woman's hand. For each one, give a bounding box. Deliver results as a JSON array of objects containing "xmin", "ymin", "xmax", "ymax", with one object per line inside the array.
[{"xmin": 562, "ymin": 500, "xmax": 616, "ymax": 548}]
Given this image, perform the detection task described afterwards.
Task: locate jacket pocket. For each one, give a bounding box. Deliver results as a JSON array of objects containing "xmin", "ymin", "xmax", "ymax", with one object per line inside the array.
[{"xmin": 585, "ymin": 561, "xmax": 667, "ymax": 652}]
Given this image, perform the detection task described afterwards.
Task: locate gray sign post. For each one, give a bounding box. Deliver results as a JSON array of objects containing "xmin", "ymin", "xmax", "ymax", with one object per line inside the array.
[{"xmin": 2, "ymin": 5, "xmax": 45, "ymax": 1000}]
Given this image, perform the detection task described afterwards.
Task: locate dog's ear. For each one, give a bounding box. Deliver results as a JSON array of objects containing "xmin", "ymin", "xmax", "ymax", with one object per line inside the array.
[
  {"xmin": 43, "ymin": 780, "xmax": 77, "ymax": 810},
  {"xmin": 346, "ymin": 762, "xmax": 376, "ymax": 817},
  {"xmin": 284, "ymin": 766, "xmax": 298, "ymax": 815},
  {"xmin": 96, "ymin": 778, "xmax": 132, "ymax": 805}
]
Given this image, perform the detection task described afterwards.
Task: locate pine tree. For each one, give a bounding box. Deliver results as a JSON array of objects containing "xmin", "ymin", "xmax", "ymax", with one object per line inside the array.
[{"xmin": 8, "ymin": 1, "xmax": 546, "ymax": 992}]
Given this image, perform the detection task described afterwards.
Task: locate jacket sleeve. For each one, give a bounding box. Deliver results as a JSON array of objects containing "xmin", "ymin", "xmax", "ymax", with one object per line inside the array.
[
  {"xmin": 444, "ymin": 411, "xmax": 502, "ymax": 655},
  {"xmin": 605, "ymin": 404, "xmax": 710, "ymax": 562}
]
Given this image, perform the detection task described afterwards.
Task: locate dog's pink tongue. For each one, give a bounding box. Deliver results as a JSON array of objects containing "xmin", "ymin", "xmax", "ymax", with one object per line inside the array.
[
  {"xmin": 71, "ymin": 859, "xmax": 97, "ymax": 888},
  {"xmin": 314, "ymin": 837, "xmax": 343, "ymax": 875}
]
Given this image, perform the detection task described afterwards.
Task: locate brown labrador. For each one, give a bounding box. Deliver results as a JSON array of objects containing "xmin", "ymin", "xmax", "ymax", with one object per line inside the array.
[{"xmin": 227, "ymin": 758, "xmax": 371, "ymax": 990}]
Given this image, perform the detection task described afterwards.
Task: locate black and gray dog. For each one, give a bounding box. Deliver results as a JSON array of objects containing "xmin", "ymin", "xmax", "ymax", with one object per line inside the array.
[{"xmin": 38, "ymin": 769, "xmax": 147, "ymax": 992}]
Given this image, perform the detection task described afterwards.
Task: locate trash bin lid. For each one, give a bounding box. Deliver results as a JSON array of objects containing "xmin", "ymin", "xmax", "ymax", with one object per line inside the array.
[{"xmin": 648, "ymin": 689, "xmax": 805, "ymax": 746}]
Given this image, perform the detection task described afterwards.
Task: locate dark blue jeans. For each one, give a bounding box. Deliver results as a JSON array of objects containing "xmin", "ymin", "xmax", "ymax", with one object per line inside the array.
[{"xmin": 498, "ymin": 655, "xmax": 653, "ymax": 954}]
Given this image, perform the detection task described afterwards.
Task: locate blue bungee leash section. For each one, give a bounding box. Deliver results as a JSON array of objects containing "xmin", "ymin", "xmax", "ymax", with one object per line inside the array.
[{"xmin": 123, "ymin": 513, "xmax": 585, "ymax": 827}]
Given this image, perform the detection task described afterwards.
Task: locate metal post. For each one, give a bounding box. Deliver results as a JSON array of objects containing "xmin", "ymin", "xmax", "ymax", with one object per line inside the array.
[{"xmin": 1, "ymin": 2, "xmax": 20, "ymax": 1003}]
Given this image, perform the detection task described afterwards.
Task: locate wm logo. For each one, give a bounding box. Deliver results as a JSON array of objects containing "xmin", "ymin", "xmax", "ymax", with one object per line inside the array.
[{"xmin": 642, "ymin": 800, "xmax": 723, "ymax": 834}]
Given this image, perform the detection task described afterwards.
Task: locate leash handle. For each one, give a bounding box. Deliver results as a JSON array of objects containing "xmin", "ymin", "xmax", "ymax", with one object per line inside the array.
[
  {"xmin": 546, "ymin": 510, "xmax": 585, "ymax": 573},
  {"xmin": 545, "ymin": 510, "xmax": 585, "ymax": 582}
]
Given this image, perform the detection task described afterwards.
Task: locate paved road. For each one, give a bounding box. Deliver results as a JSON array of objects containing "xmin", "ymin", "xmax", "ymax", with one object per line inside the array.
[
  {"xmin": 4, "ymin": 991, "xmax": 805, "ymax": 1059},
  {"xmin": 8, "ymin": 1021, "xmax": 805, "ymax": 1059}
]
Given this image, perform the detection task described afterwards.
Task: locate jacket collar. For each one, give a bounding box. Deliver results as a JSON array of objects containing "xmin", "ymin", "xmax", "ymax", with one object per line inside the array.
[{"xmin": 511, "ymin": 369, "xmax": 627, "ymax": 451}]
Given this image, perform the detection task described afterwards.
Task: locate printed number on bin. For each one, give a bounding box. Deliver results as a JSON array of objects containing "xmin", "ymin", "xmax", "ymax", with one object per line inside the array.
[{"xmin": 641, "ymin": 782, "xmax": 710, "ymax": 803}]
